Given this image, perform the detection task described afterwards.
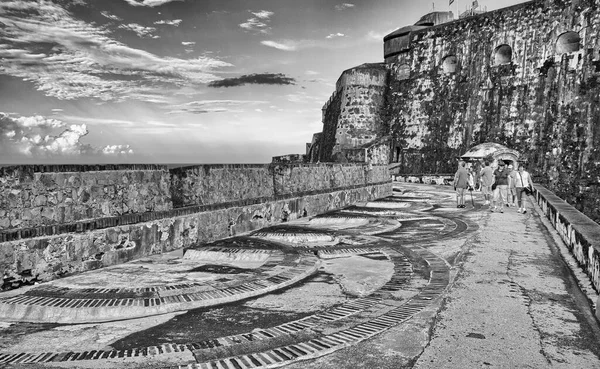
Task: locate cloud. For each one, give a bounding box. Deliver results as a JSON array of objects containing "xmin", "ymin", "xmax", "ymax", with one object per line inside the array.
[
  {"xmin": 335, "ymin": 3, "xmax": 355, "ymax": 10},
  {"xmin": 0, "ymin": 112, "xmax": 132, "ymax": 159},
  {"xmin": 118, "ymin": 23, "xmax": 159, "ymax": 38},
  {"xmin": 240, "ymin": 10, "xmax": 274, "ymax": 34},
  {"xmin": 251, "ymin": 10, "xmax": 274, "ymax": 19},
  {"xmin": 122, "ymin": 0, "xmax": 183, "ymax": 7},
  {"xmin": 305, "ymin": 70, "xmax": 320, "ymax": 75},
  {"xmin": 208, "ymin": 73, "xmax": 296, "ymax": 88},
  {"xmin": 326, "ymin": 33, "xmax": 345, "ymax": 39},
  {"xmin": 100, "ymin": 11, "xmax": 123, "ymax": 21},
  {"xmin": 260, "ymin": 39, "xmax": 324, "ymax": 51},
  {"xmin": 166, "ymin": 99, "xmax": 267, "ymax": 114},
  {"xmin": 181, "ymin": 41, "xmax": 196, "ymax": 46},
  {"xmin": 102, "ymin": 144, "xmax": 133, "ymax": 155},
  {"xmin": 0, "ymin": 1, "xmax": 232, "ymax": 103},
  {"xmin": 154, "ymin": 19, "xmax": 182, "ymax": 26}
]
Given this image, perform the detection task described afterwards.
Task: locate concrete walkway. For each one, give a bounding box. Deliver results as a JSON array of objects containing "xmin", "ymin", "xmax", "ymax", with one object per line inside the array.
[
  {"xmin": 287, "ymin": 183, "xmax": 600, "ymax": 369},
  {"xmin": 413, "ymin": 190, "xmax": 600, "ymax": 368}
]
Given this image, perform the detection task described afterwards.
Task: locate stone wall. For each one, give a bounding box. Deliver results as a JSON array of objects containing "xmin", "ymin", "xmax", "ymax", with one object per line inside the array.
[
  {"xmin": 319, "ymin": 63, "xmax": 389, "ymax": 162},
  {"xmin": 170, "ymin": 165, "xmax": 274, "ymax": 208},
  {"xmin": 312, "ymin": 0, "xmax": 600, "ymax": 224},
  {"xmin": 272, "ymin": 163, "xmax": 389, "ymax": 196},
  {"xmin": 534, "ymin": 185, "xmax": 600, "ymax": 312},
  {"xmin": 384, "ymin": 0, "xmax": 600, "ymax": 223},
  {"xmin": 0, "ymin": 164, "xmax": 391, "ymax": 289},
  {"xmin": 0, "ymin": 165, "xmax": 172, "ymax": 231}
]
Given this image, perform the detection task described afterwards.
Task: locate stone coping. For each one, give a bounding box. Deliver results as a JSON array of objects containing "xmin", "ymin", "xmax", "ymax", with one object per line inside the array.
[
  {"xmin": 0, "ymin": 164, "xmax": 169, "ymax": 175},
  {"xmin": 0, "ymin": 181, "xmax": 392, "ymax": 243},
  {"xmin": 534, "ymin": 185, "xmax": 600, "ymax": 251}
]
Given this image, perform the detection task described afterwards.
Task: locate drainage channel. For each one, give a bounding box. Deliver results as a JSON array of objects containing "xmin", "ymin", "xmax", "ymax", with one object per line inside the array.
[{"xmin": 173, "ymin": 245, "xmax": 449, "ymax": 369}]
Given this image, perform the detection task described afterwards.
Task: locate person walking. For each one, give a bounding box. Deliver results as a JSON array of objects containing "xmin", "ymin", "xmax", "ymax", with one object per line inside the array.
[
  {"xmin": 453, "ymin": 161, "xmax": 469, "ymax": 208},
  {"xmin": 507, "ymin": 164, "xmax": 517, "ymax": 207},
  {"xmin": 491, "ymin": 161, "xmax": 509, "ymax": 213},
  {"xmin": 514, "ymin": 163, "xmax": 533, "ymax": 213},
  {"xmin": 479, "ymin": 161, "xmax": 494, "ymax": 206}
]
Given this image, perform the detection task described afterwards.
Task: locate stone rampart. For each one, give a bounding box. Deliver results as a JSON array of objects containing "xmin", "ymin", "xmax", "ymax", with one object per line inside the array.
[
  {"xmin": 170, "ymin": 165, "xmax": 274, "ymax": 208},
  {"xmin": 0, "ymin": 164, "xmax": 391, "ymax": 289},
  {"xmin": 0, "ymin": 165, "xmax": 172, "ymax": 231}
]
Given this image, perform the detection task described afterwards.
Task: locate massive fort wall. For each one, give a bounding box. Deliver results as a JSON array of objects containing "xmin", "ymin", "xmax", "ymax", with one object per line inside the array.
[
  {"xmin": 0, "ymin": 163, "xmax": 391, "ymax": 289},
  {"xmin": 312, "ymin": 0, "xmax": 600, "ymax": 224}
]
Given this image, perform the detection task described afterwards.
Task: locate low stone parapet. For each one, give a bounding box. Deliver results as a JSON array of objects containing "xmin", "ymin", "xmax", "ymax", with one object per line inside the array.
[{"xmin": 533, "ymin": 186, "xmax": 600, "ymax": 315}]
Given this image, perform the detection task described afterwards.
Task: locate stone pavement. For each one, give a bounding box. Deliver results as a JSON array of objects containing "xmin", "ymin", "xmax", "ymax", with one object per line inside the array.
[{"xmin": 0, "ymin": 183, "xmax": 599, "ymax": 368}]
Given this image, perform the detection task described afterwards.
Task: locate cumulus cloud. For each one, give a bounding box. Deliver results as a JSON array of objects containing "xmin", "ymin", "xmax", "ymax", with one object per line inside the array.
[
  {"xmin": 0, "ymin": 112, "xmax": 133, "ymax": 159},
  {"xmin": 326, "ymin": 33, "xmax": 345, "ymax": 39},
  {"xmin": 118, "ymin": 23, "xmax": 159, "ymax": 38},
  {"xmin": 208, "ymin": 73, "xmax": 296, "ymax": 88},
  {"xmin": 122, "ymin": 0, "xmax": 183, "ymax": 7},
  {"xmin": 102, "ymin": 144, "xmax": 133, "ymax": 155},
  {"xmin": 240, "ymin": 10, "xmax": 274, "ymax": 34},
  {"xmin": 335, "ymin": 3, "xmax": 355, "ymax": 10},
  {"xmin": 0, "ymin": 1, "xmax": 231, "ymax": 103},
  {"xmin": 154, "ymin": 19, "xmax": 182, "ymax": 26}
]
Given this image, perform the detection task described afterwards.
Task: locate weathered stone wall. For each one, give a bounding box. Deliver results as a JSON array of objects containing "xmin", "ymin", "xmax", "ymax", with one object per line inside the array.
[
  {"xmin": 0, "ymin": 164, "xmax": 391, "ymax": 289},
  {"xmin": 170, "ymin": 165, "xmax": 274, "ymax": 208},
  {"xmin": 534, "ymin": 186, "xmax": 600, "ymax": 305},
  {"xmin": 320, "ymin": 63, "xmax": 389, "ymax": 162},
  {"xmin": 385, "ymin": 0, "xmax": 600, "ymax": 223},
  {"xmin": 272, "ymin": 163, "xmax": 388, "ymax": 196},
  {"xmin": 312, "ymin": 0, "xmax": 600, "ymax": 223},
  {"xmin": 0, "ymin": 165, "xmax": 172, "ymax": 231}
]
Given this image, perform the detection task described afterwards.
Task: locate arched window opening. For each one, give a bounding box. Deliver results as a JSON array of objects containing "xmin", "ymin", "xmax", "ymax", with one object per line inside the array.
[
  {"xmin": 442, "ymin": 55, "xmax": 458, "ymax": 73},
  {"xmin": 493, "ymin": 45, "xmax": 512, "ymax": 65},
  {"xmin": 556, "ymin": 31, "xmax": 581, "ymax": 54}
]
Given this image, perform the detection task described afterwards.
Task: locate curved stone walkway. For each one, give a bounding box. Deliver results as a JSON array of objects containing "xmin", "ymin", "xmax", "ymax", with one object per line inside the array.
[
  {"xmin": 0, "ymin": 245, "xmax": 320, "ymax": 324},
  {"xmin": 0, "ymin": 188, "xmax": 478, "ymax": 368}
]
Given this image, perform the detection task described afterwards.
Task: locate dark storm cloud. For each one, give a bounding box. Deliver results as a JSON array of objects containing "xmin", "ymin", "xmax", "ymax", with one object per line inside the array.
[{"xmin": 208, "ymin": 73, "xmax": 296, "ymax": 88}]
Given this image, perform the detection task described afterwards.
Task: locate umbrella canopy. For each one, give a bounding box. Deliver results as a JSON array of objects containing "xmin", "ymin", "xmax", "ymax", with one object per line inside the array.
[{"xmin": 461, "ymin": 142, "xmax": 520, "ymax": 167}]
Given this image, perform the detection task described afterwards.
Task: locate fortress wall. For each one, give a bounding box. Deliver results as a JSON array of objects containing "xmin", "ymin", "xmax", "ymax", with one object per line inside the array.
[
  {"xmin": 0, "ymin": 165, "xmax": 172, "ymax": 231},
  {"xmin": 272, "ymin": 163, "xmax": 389, "ymax": 195},
  {"xmin": 321, "ymin": 64, "xmax": 389, "ymax": 161},
  {"xmin": 0, "ymin": 164, "xmax": 391, "ymax": 289},
  {"xmin": 169, "ymin": 165, "xmax": 274, "ymax": 208},
  {"xmin": 387, "ymin": 0, "xmax": 600, "ymax": 222}
]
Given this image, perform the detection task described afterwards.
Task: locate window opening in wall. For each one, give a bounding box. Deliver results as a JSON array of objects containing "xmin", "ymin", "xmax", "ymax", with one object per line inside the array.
[
  {"xmin": 556, "ymin": 31, "xmax": 581, "ymax": 54},
  {"xmin": 493, "ymin": 45, "xmax": 512, "ymax": 65},
  {"xmin": 442, "ymin": 55, "xmax": 458, "ymax": 73}
]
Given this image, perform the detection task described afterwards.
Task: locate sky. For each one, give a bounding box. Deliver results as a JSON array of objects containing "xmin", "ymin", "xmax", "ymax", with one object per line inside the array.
[{"xmin": 0, "ymin": 0, "xmax": 530, "ymax": 165}]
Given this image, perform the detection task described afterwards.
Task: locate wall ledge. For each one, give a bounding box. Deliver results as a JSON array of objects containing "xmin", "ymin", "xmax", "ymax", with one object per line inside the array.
[{"xmin": 0, "ymin": 180, "xmax": 392, "ymax": 243}]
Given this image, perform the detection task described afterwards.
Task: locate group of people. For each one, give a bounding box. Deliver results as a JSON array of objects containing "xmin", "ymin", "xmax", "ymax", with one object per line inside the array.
[{"xmin": 453, "ymin": 160, "xmax": 533, "ymax": 213}]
